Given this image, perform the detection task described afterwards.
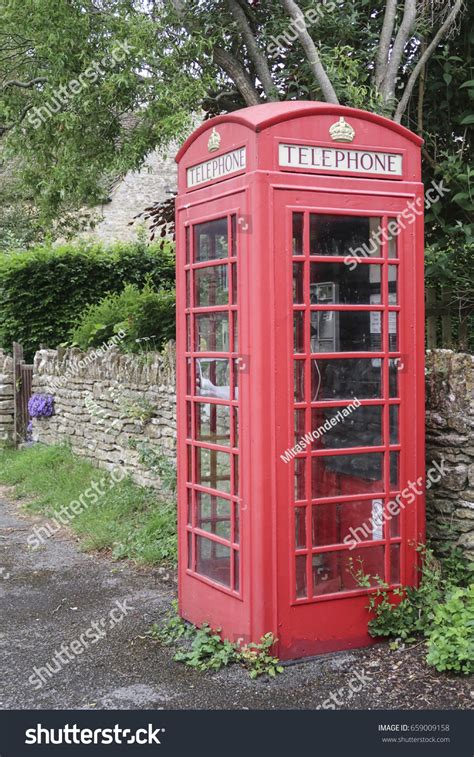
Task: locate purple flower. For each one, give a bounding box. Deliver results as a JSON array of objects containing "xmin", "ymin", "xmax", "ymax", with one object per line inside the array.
[{"xmin": 28, "ymin": 394, "xmax": 55, "ymax": 418}]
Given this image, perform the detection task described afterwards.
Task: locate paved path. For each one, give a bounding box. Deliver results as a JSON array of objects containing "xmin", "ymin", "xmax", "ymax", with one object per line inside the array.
[{"xmin": 1, "ymin": 490, "xmax": 472, "ymax": 710}]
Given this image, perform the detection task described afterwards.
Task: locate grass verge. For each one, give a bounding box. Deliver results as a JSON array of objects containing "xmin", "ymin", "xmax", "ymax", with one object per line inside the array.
[{"xmin": 0, "ymin": 443, "xmax": 177, "ymax": 566}]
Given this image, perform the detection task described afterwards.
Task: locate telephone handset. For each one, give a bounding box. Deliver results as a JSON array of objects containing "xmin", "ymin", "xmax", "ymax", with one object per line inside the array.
[
  {"xmin": 309, "ymin": 281, "xmax": 339, "ymax": 401},
  {"xmin": 310, "ymin": 282, "xmax": 339, "ymax": 354}
]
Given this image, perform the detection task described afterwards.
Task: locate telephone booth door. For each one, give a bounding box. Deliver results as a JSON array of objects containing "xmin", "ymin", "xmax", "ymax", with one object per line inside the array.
[
  {"xmin": 177, "ymin": 191, "xmax": 252, "ymax": 640},
  {"xmin": 274, "ymin": 188, "xmax": 424, "ymax": 656}
]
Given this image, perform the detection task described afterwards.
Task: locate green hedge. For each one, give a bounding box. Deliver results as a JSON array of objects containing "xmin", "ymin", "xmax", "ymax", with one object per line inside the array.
[
  {"xmin": 71, "ymin": 282, "xmax": 176, "ymax": 353},
  {"xmin": 0, "ymin": 239, "xmax": 175, "ymax": 360}
]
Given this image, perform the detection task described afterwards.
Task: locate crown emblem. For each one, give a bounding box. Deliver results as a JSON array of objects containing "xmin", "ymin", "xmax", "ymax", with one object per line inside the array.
[
  {"xmin": 329, "ymin": 117, "xmax": 355, "ymax": 143},
  {"xmin": 208, "ymin": 127, "xmax": 221, "ymax": 152}
]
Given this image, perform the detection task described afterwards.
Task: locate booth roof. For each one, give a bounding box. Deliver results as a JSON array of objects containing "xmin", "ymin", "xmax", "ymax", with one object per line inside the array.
[{"xmin": 175, "ymin": 101, "xmax": 423, "ymax": 163}]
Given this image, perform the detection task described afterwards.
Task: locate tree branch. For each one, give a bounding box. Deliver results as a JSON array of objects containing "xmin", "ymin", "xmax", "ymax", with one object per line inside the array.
[
  {"xmin": 381, "ymin": 0, "xmax": 417, "ymax": 106},
  {"xmin": 169, "ymin": 0, "xmax": 260, "ymax": 106},
  {"xmin": 212, "ymin": 46, "xmax": 260, "ymax": 106},
  {"xmin": 375, "ymin": 0, "xmax": 398, "ymax": 90},
  {"xmin": 226, "ymin": 0, "xmax": 278, "ymax": 101},
  {"xmin": 394, "ymin": 0, "xmax": 463, "ymax": 123},
  {"xmin": 2, "ymin": 77, "xmax": 47, "ymax": 90},
  {"xmin": 416, "ymin": 38, "xmax": 426, "ymax": 135},
  {"xmin": 280, "ymin": 0, "xmax": 338, "ymax": 104},
  {"xmin": 0, "ymin": 104, "xmax": 34, "ymax": 136}
]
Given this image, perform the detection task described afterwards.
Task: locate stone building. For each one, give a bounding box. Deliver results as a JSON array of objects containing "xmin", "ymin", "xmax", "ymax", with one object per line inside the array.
[{"xmin": 83, "ymin": 147, "xmax": 178, "ymax": 244}]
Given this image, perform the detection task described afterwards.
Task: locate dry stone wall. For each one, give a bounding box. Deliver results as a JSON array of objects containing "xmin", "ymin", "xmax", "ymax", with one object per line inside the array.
[
  {"xmin": 425, "ymin": 350, "xmax": 474, "ymax": 562},
  {"xmin": 1, "ymin": 343, "xmax": 473, "ymax": 562},
  {"xmin": 31, "ymin": 343, "xmax": 177, "ymax": 489}
]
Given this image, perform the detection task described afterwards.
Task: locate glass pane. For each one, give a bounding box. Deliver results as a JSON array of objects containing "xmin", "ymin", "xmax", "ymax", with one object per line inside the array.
[
  {"xmin": 389, "ymin": 359, "xmax": 399, "ymax": 398},
  {"xmin": 232, "ymin": 311, "xmax": 238, "ymax": 352},
  {"xmin": 294, "ymin": 457, "xmax": 306, "ymax": 501},
  {"xmin": 388, "ymin": 311, "xmax": 398, "ymax": 352},
  {"xmin": 231, "ymin": 214, "xmax": 237, "ymax": 257},
  {"xmin": 232, "ymin": 359, "xmax": 240, "ymax": 401},
  {"xmin": 389, "ymin": 406, "xmax": 399, "ymax": 444},
  {"xmin": 194, "ymin": 218, "xmax": 228, "ymax": 262},
  {"xmin": 233, "ymin": 550, "xmax": 240, "ymax": 592},
  {"xmin": 312, "ymin": 358, "xmax": 382, "ymax": 400},
  {"xmin": 186, "ymin": 401, "xmax": 192, "ymax": 438},
  {"xmin": 293, "ymin": 262, "xmax": 304, "ymax": 303},
  {"xmin": 310, "ymin": 263, "xmax": 381, "ymax": 305},
  {"xmin": 293, "ymin": 213, "xmax": 304, "ymax": 255},
  {"xmin": 231, "ymin": 262, "xmax": 237, "ymax": 304},
  {"xmin": 233, "ymin": 502, "xmax": 240, "ymax": 543},
  {"xmin": 187, "ymin": 445, "xmax": 193, "ymax": 482},
  {"xmin": 310, "ymin": 311, "xmax": 383, "ymax": 352},
  {"xmin": 187, "ymin": 531, "xmax": 193, "ymax": 570},
  {"xmin": 195, "ymin": 265, "xmax": 228, "ymax": 307},
  {"xmin": 196, "ymin": 492, "xmax": 231, "ymax": 539},
  {"xmin": 186, "ymin": 314, "xmax": 191, "ymax": 351},
  {"xmin": 196, "ymin": 403, "xmax": 230, "ymax": 446},
  {"xmin": 387, "ymin": 495, "xmax": 401, "ymax": 537},
  {"xmin": 186, "ymin": 270, "xmax": 191, "ymax": 307},
  {"xmin": 195, "ymin": 313, "xmax": 229, "ymax": 352},
  {"xmin": 233, "ymin": 454, "xmax": 239, "ymax": 496},
  {"xmin": 310, "ymin": 215, "xmax": 381, "ymax": 258},
  {"xmin": 195, "ymin": 358, "xmax": 231, "ymax": 399},
  {"xmin": 296, "ymin": 555, "xmax": 307, "ymax": 598},
  {"xmin": 187, "ymin": 488, "xmax": 192, "ymax": 525},
  {"xmin": 312, "ymin": 546, "xmax": 385, "ymax": 596},
  {"xmin": 196, "ymin": 447, "xmax": 231, "ymax": 493},
  {"xmin": 294, "ymin": 360, "xmax": 305, "ymax": 402},
  {"xmin": 233, "ymin": 407, "xmax": 239, "ymax": 446},
  {"xmin": 390, "ymin": 544, "xmax": 400, "ymax": 584},
  {"xmin": 186, "ymin": 358, "xmax": 192, "ymax": 394},
  {"xmin": 185, "ymin": 226, "xmax": 190, "ymax": 264},
  {"xmin": 312, "ymin": 499, "xmax": 385, "ymax": 548},
  {"xmin": 294, "ymin": 408, "xmax": 306, "ymax": 444},
  {"xmin": 295, "ymin": 507, "xmax": 306, "ymax": 548},
  {"xmin": 196, "ymin": 535, "xmax": 231, "ymax": 587},
  {"xmin": 390, "ymin": 451, "xmax": 399, "ymax": 488},
  {"xmin": 388, "ymin": 221, "xmax": 398, "ymax": 258},
  {"xmin": 312, "ymin": 453, "xmax": 383, "ymax": 499},
  {"xmin": 310, "ymin": 405, "xmax": 383, "ymax": 449},
  {"xmin": 294, "ymin": 311, "xmax": 305, "ymax": 353},
  {"xmin": 388, "ymin": 265, "xmax": 398, "ymax": 303}
]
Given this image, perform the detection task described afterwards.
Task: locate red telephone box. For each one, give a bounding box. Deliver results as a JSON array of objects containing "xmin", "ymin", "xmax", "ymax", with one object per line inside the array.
[{"xmin": 175, "ymin": 102, "xmax": 425, "ymax": 659}]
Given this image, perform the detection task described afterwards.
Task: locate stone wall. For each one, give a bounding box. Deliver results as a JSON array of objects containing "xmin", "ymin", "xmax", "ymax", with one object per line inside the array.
[
  {"xmin": 31, "ymin": 343, "xmax": 176, "ymax": 488},
  {"xmin": 1, "ymin": 343, "xmax": 473, "ymax": 560},
  {"xmin": 425, "ymin": 350, "xmax": 474, "ymax": 562},
  {"xmin": 0, "ymin": 350, "xmax": 14, "ymax": 446}
]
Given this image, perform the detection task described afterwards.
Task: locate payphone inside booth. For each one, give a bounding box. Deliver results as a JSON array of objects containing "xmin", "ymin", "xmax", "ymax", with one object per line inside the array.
[{"xmin": 175, "ymin": 101, "xmax": 425, "ymax": 659}]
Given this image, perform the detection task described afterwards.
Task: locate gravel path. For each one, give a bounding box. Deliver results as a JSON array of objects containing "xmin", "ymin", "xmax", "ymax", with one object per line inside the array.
[{"xmin": 0, "ymin": 488, "xmax": 472, "ymax": 711}]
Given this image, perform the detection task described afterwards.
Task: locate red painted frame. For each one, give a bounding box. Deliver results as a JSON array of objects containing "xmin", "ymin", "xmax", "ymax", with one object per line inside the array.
[{"xmin": 175, "ymin": 102, "xmax": 425, "ymax": 659}]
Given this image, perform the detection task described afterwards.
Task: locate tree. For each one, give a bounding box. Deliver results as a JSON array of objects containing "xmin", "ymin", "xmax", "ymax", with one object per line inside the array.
[{"xmin": 0, "ymin": 0, "xmax": 468, "ymax": 225}]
